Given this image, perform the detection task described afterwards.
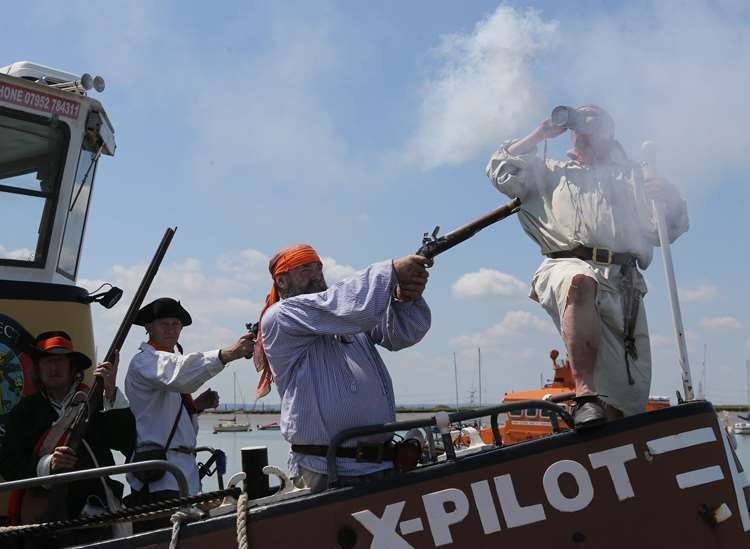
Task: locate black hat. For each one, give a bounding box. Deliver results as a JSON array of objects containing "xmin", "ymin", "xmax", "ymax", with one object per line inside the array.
[
  {"xmin": 31, "ymin": 331, "xmax": 92, "ymax": 370},
  {"xmin": 134, "ymin": 297, "xmax": 192, "ymax": 326}
]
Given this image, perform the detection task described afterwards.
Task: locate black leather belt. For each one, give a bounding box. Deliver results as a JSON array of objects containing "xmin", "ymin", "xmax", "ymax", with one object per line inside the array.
[
  {"xmin": 292, "ymin": 443, "xmax": 394, "ymax": 463},
  {"xmin": 546, "ymin": 246, "xmax": 636, "ymax": 266}
]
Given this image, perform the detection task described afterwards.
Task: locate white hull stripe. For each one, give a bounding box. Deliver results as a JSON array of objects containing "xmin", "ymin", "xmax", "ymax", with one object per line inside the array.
[
  {"xmin": 719, "ymin": 425, "xmax": 750, "ymax": 532},
  {"xmin": 646, "ymin": 427, "xmax": 715, "ymax": 455},
  {"xmin": 675, "ymin": 466, "xmax": 724, "ymax": 489}
]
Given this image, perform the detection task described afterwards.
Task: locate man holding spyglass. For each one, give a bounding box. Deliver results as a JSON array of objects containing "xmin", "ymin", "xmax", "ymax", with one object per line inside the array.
[{"xmin": 485, "ymin": 105, "xmax": 688, "ymax": 426}]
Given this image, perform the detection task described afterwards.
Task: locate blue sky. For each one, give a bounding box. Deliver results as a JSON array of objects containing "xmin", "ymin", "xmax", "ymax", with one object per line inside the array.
[{"xmin": 5, "ymin": 0, "xmax": 750, "ymax": 406}]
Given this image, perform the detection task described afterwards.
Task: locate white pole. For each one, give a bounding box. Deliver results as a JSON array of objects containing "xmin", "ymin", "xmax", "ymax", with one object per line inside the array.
[
  {"xmin": 453, "ymin": 352, "xmax": 459, "ymax": 413},
  {"xmin": 478, "ymin": 348, "xmax": 482, "ymax": 408},
  {"xmin": 642, "ymin": 141, "xmax": 694, "ymax": 401}
]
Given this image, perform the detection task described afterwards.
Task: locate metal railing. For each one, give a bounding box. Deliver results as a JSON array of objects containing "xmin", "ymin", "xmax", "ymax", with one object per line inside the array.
[
  {"xmin": 327, "ymin": 399, "xmax": 574, "ymax": 487},
  {"xmin": 0, "ymin": 459, "xmax": 189, "ymax": 497}
]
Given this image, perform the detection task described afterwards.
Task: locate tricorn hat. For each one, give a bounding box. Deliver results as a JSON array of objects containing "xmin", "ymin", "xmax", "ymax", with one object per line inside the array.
[
  {"xmin": 31, "ymin": 331, "xmax": 92, "ymax": 370},
  {"xmin": 134, "ymin": 297, "xmax": 192, "ymax": 327}
]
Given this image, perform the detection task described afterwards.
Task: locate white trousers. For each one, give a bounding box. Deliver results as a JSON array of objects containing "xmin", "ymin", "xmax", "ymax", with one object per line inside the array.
[{"xmin": 531, "ymin": 258, "xmax": 652, "ymax": 416}]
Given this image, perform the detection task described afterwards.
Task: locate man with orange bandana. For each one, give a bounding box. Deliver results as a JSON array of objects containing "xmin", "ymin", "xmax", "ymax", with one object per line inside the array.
[
  {"xmin": 124, "ymin": 297, "xmax": 254, "ymax": 511},
  {"xmin": 254, "ymin": 245, "xmax": 432, "ymax": 491}
]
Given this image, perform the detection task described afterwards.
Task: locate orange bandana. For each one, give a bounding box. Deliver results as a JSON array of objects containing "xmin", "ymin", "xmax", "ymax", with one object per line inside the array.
[{"xmin": 254, "ymin": 244, "xmax": 321, "ymax": 398}]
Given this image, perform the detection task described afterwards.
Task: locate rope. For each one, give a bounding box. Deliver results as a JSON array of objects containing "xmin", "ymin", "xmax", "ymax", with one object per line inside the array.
[
  {"xmin": 0, "ymin": 487, "xmax": 240, "ymax": 539},
  {"xmin": 236, "ymin": 492, "xmax": 249, "ymax": 549},
  {"xmin": 169, "ymin": 507, "xmax": 202, "ymax": 549}
]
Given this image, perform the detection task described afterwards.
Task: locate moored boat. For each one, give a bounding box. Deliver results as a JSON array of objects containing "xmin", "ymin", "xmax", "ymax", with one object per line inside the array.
[
  {"xmin": 213, "ymin": 417, "xmax": 252, "ymax": 433},
  {"xmin": 477, "ymin": 350, "xmax": 672, "ymax": 446}
]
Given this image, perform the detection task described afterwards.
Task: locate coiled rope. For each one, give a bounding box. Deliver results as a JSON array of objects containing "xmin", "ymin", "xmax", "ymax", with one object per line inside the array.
[
  {"xmin": 169, "ymin": 507, "xmax": 203, "ymax": 549},
  {"xmin": 236, "ymin": 491, "xmax": 249, "ymax": 549}
]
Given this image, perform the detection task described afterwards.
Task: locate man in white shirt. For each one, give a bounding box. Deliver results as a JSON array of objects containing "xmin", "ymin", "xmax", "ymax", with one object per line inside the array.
[
  {"xmin": 486, "ymin": 105, "xmax": 688, "ymax": 426},
  {"xmin": 124, "ymin": 297, "xmax": 254, "ymax": 514}
]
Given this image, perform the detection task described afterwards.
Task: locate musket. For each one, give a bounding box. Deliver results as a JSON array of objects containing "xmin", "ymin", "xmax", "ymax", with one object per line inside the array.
[
  {"xmin": 41, "ymin": 227, "xmax": 176, "ymax": 521},
  {"xmin": 415, "ymin": 197, "xmax": 521, "ymax": 259}
]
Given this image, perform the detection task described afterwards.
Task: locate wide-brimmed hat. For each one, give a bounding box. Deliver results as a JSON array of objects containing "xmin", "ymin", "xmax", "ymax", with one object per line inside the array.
[
  {"xmin": 134, "ymin": 297, "xmax": 192, "ymax": 327},
  {"xmin": 31, "ymin": 331, "xmax": 92, "ymax": 370}
]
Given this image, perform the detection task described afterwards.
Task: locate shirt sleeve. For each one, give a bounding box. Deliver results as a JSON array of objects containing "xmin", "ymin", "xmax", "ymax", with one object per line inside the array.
[
  {"xmin": 485, "ymin": 140, "xmax": 550, "ymax": 200},
  {"xmin": 368, "ymin": 296, "xmax": 431, "ymax": 351},
  {"xmin": 102, "ymin": 386, "xmax": 129, "ymax": 411},
  {"xmin": 36, "ymin": 454, "xmax": 52, "ymax": 477},
  {"xmin": 130, "ymin": 347, "xmax": 224, "ymax": 394}
]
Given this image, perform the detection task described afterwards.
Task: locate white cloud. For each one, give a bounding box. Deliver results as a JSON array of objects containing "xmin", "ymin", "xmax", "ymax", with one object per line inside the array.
[
  {"xmin": 452, "ymin": 268, "xmax": 528, "ymax": 299},
  {"xmin": 0, "ymin": 245, "xmax": 34, "ymax": 261},
  {"xmin": 680, "ymin": 284, "xmax": 719, "ymax": 303},
  {"xmin": 321, "ymin": 256, "xmax": 358, "ymax": 284},
  {"xmin": 451, "ymin": 309, "xmax": 555, "ymax": 348},
  {"xmin": 560, "ymin": 1, "xmax": 750, "ymax": 191},
  {"xmin": 403, "ymin": 6, "xmax": 559, "ymax": 170},
  {"xmin": 218, "ymin": 248, "xmax": 270, "ymax": 283},
  {"xmin": 699, "ymin": 316, "xmax": 742, "ymax": 330}
]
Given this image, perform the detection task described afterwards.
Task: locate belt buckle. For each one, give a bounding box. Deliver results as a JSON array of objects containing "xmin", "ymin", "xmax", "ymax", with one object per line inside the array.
[
  {"xmin": 592, "ymin": 247, "xmax": 613, "ymax": 265},
  {"xmin": 355, "ymin": 442, "xmax": 383, "ymax": 463}
]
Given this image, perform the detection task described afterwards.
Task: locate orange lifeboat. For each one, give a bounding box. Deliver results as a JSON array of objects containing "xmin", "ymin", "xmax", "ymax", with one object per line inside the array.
[{"xmin": 479, "ymin": 349, "xmax": 671, "ymax": 445}]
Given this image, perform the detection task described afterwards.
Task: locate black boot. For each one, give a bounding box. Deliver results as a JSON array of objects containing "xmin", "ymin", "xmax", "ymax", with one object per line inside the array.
[{"xmin": 574, "ymin": 395, "xmax": 606, "ymax": 428}]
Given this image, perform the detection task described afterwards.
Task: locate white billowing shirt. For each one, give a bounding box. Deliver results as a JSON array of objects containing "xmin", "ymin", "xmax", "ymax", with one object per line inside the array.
[
  {"xmin": 485, "ymin": 143, "xmax": 689, "ymax": 270},
  {"xmin": 125, "ymin": 342, "xmax": 225, "ymax": 495}
]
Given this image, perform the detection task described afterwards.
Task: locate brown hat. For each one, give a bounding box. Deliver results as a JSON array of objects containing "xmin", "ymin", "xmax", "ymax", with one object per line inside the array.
[
  {"xmin": 134, "ymin": 297, "xmax": 192, "ymax": 326},
  {"xmin": 31, "ymin": 331, "xmax": 92, "ymax": 370}
]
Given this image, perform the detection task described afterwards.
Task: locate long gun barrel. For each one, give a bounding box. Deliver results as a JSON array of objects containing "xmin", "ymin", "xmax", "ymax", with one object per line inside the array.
[
  {"xmin": 415, "ymin": 197, "xmax": 521, "ymax": 259},
  {"xmin": 67, "ymin": 227, "xmax": 177, "ymax": 452}
]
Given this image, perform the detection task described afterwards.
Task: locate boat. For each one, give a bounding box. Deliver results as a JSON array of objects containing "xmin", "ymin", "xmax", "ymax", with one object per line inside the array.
[
  {"xmin": 1, "ymin": 61, "xmax": 749, "ymax": 548},
  {"xmin": 213, "ymin": 372, "xmax": 251, "ymax": 433},
  {"xmin": 734, "ymin": 422, "xmax": 750, "ymax": 435},
  {"xmin": 476, "ymin": 349, "xmax": 671, "ymax": 446},
  {"xmin": 256, "ymin": 421, "xmax": 280, "ymax": 431},
  {"xmin": 213, "ymin": 417, "xmax": 251, "ymax": 433}
]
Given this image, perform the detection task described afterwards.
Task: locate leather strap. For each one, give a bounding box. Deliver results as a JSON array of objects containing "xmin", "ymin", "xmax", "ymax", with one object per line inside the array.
[
  {"xmin": 546, "ymin": 245, "xmax": 636, "ymax": 266},
  {"xmin": 292, "ymin": 443, "xmax": 395, "ymax": 462}
]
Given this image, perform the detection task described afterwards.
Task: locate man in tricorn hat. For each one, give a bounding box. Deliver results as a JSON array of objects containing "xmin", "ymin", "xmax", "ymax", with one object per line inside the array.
[
  {"xmin": 254, "ymin": 244, "xmax": 432, "ymax": 492},
  {"xmin": 485, "ymin": 105, "xmax": 689, "ymax": 426},
  {"xmin": 125, "ymin": 297, "xmax": 254, "ymax": 508},
  {"xmin": 0, "ymin": 331, "xmax": 134, "ymax": 527}
]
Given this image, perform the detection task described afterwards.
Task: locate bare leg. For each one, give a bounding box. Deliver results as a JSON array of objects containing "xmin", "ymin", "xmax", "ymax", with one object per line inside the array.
[{"xmin": 561, "ymin": 274, "xmax": 600, "ymax": 396}]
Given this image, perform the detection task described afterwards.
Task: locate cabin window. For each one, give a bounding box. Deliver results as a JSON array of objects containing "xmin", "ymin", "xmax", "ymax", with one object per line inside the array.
[
  {"xmin": 541, "ymin": 408, "xmax": 552, "ymax": 417},
  {"xmin": 525, "ymin": 408, "xmax": 538, "ymax": 417},
  {"xmin": 57, "ymin": 144, "xmax": 99, "ymax": 278},
  {"xmin": 0, "ymin": 108, "xmax": 68, "ymax": 268},
  {"xmin": 509, "ymin": 409, "xmax": 523, "ymax": 418}
]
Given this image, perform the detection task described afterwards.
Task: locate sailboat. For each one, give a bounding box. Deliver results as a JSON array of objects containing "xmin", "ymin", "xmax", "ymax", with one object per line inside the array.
[{"xmin": 213, "ymin": 372, "xmax": 252, "ymax": 433}]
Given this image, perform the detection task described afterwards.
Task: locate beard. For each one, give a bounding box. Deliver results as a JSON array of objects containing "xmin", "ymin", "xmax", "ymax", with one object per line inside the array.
[{"xmin": 286, "ymin": 278, "xmax": 328, "ymax": 298}]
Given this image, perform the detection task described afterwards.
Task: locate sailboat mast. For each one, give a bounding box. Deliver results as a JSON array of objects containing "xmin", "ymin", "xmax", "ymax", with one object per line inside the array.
[
  {"xmin": 453, "ymin": 352, "xmax": 459, "ymax": 413},
  {"xmin": 234, "ymin": 371, "xmax": 237, "ymax": 413},
  {"xmin": 478, "ymin": 347, "xmax": 482, "ymax": 408}
]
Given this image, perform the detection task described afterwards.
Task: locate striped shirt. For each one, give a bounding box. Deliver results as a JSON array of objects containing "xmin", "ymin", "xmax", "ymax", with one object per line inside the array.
[{"xmin": 261, "ymin": 260, "xmax": 431, "ymax": 477}]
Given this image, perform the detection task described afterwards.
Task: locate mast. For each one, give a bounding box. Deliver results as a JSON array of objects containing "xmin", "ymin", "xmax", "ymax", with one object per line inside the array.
[
  {"xmin": 453, "ymin": 352, "xmax": 459, "ymax": 413},
  {"xmin": 233, "ymin": 371, "xmax": 237, "ymax": 415},
  {"xmin": 478, "ymin": 348, "xmax": 482, "ymax": 408}
]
